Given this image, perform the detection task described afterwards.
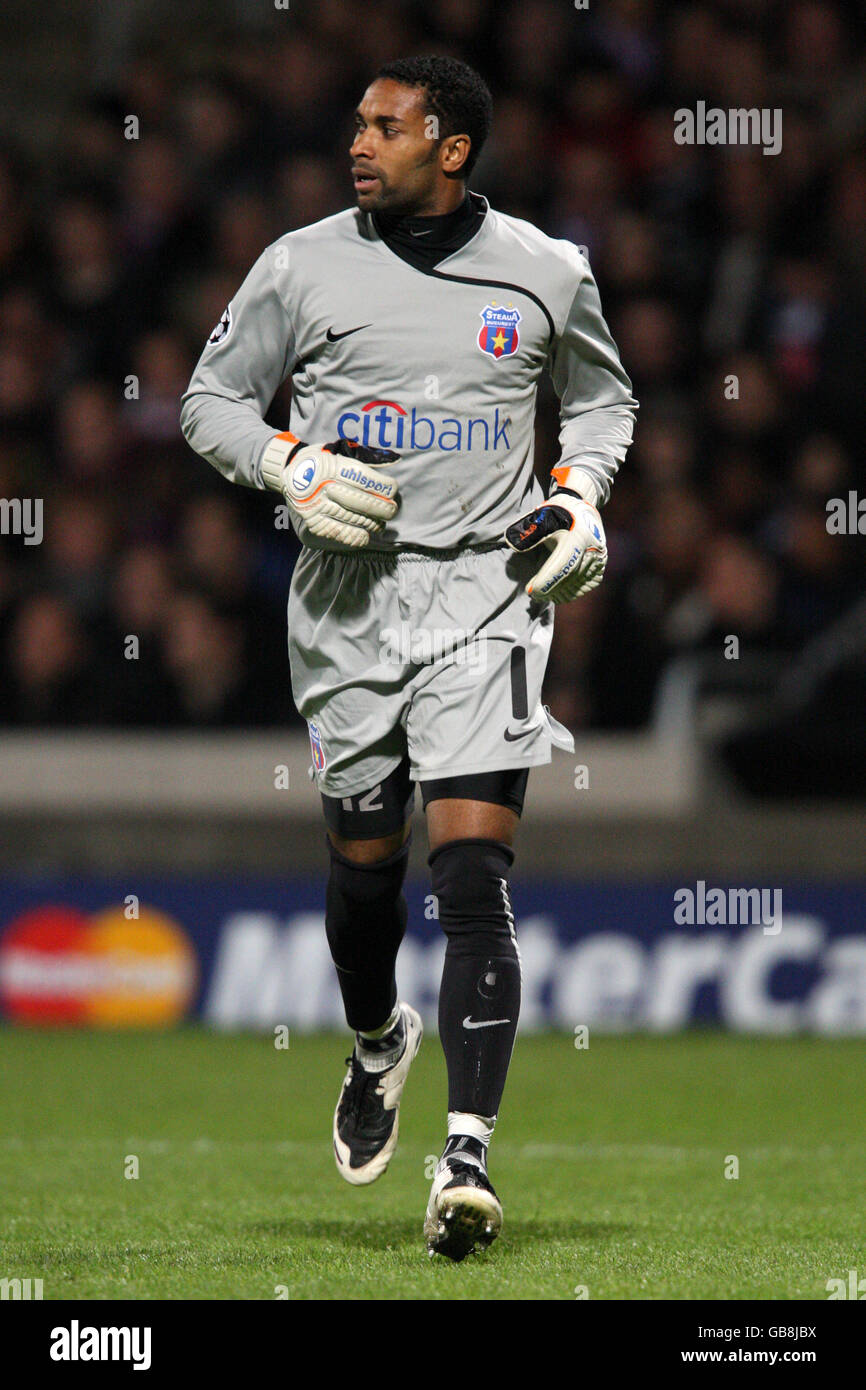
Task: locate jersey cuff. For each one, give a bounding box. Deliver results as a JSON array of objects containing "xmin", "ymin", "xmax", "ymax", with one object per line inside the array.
[
  {"xmin": 259, "ymin": 431, "xmax": 301, "ymax": 491},
  {"xmin": 550, "ymin": 465, "xmax": 602, "ymax": 510}
]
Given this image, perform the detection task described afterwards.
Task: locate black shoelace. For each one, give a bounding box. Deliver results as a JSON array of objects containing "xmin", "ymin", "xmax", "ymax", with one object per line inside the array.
[{"xmin": 343, "ymin": 1056, "xmax": 383, "ymax": 1124}]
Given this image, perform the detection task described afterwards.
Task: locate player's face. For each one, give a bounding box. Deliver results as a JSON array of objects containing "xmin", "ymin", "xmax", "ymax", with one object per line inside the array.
[{"xmin": 350, "ymin": 80, "xmax": 449, "ymax": 217}]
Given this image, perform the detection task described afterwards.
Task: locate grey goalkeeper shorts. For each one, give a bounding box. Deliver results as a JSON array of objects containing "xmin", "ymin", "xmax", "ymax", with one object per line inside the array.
[{"xmin": 287, "ymin": 542, "xmax": 574, "ymax": 800}]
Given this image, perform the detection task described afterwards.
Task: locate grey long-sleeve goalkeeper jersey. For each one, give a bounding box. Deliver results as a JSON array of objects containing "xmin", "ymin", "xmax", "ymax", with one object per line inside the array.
[{"xmin": 180, "ymin": 194, "xmax": 637, "ymax": 553}]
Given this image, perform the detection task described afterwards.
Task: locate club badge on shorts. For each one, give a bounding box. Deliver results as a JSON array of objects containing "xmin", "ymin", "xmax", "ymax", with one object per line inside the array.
[
  {"xmin": 477, "ymin": 302, "xmax": 520, "ymax": 359},
  {"xmin": 308, "ymin": 721, "xmax": 326, "ymax": 773}
]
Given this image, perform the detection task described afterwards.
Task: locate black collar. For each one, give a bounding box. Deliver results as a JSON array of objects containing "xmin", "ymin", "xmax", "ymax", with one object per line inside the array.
[{"xmin": 372, "ymin": 191, "xmax": 486, "ymax": 271}]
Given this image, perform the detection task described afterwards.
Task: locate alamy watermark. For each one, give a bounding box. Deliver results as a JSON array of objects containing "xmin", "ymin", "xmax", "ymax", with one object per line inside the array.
[
  {"xmin": 0, "ymin": 498, "xmax": 43, "ymax": 545},
  {"xmin": 674, "ymin": 102, "xmax": 782, "ymax": 156},
  {"xmin": 50, "ymin": 1322, "xmax": 152, "ymax": 1370},
  {"xmin": 1, "ymin": 1275, "xmax": 43, "ymax": 1299},
  {"xmin": 379, "ymin": 623, "xmax": 487, "ymax": 670},
  {"xmin": 674, "ymin": 881, "xmax": 783, "ymax": 935},
  {"xmin": 826, "ymin": 1269, "xmax": 866, "ymax": 1299},
  {"xmin": 826, "ymin": 492, "xmax": 866, "ymax": 534}
]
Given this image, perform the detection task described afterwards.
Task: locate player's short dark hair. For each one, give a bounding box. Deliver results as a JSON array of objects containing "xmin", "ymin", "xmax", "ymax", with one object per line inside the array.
[{"xmin": 376, "ymin": 55, "xmax": 493, "ymax": 179}]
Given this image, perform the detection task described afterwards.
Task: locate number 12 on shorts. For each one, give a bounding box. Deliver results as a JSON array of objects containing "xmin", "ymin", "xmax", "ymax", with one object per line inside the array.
[{"xmin": 341, "ymin": 786, "xmax": 384, "ymax": 812}]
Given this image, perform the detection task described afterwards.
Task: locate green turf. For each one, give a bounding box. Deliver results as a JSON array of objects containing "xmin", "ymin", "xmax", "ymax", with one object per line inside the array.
[{"xmin": 1, "ymin": 1028, "xmax": 864, "ymax": 1299}]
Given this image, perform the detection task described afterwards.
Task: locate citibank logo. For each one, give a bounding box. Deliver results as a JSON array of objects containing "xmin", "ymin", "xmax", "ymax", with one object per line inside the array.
[
  {"xmin": 0, "ymin": 904, "xmax": 197, "ymax": 1027},
  {"xmin": 337, "ymin": 399, "xmax": 511, "ymax": 453}
]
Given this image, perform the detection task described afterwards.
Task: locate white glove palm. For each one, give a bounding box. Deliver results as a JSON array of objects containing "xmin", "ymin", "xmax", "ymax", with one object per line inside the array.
[
  {"xmin": 261, "ymin": 432, "xmax": 399, "ymax": 547},
  {"xmin": 504, "ymin": 490, "xmax": 607, "ymax": 602}
]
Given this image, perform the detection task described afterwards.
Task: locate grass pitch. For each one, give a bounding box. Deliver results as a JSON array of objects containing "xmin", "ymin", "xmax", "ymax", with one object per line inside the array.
[{"xmin": 1, "ymin": 1028, "xmax": 864, "ymax": 1300}]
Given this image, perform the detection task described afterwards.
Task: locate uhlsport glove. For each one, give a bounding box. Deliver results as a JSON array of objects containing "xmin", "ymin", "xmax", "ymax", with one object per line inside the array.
[
  {"xmin": 260, "ymin": 431, "xmax": 399, "ymax": 547},
  {"xmin": 504, "ymin": 487, "xmax": 607, "ymax": 602}
]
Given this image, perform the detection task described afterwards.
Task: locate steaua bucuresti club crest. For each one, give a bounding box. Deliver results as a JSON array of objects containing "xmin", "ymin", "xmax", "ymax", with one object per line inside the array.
[
  {"xmin": 477, "ymin": 302, "xmax": 521, "ymax": 359},
  {"xmin": 308, "ymin": 721, "xmax": 326, "ymax": 773}
]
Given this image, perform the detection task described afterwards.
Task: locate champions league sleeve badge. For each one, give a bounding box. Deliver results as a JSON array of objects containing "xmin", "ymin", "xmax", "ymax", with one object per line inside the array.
[
  {"xmin": 208, "ymin": 305, "xmax": 233, "ymax": 346},
  {"xmin": 308, "ymin": 721, "xmax": 327, "ymax": 774}
]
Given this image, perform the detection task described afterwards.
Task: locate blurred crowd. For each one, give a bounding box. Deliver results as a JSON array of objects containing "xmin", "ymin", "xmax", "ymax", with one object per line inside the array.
[{"xmin": 0, "ymin": 0, "xmax": 864, "ymax": 734}]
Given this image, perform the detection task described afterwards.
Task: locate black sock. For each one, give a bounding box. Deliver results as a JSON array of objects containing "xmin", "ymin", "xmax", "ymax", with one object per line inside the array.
[
  {"xmin": 430, "ymin": 839, "xmax": 521, "ymax": 1118},
  {"xmin": 325, "ymin": 837, "xmax": 409, "ymax": 1032},
  {"xmin": 354, "ymin": 1006, "xmax": 406, "ymax": 1072}
]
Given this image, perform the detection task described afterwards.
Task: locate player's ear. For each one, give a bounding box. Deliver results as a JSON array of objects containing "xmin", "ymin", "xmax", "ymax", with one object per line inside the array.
[{"xmin": 442, "ymin": 133, "xmax": 471, "ymax": 177}]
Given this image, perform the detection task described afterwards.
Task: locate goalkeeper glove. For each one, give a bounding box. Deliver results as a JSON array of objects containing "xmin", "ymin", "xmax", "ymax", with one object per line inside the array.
[
  {"xmin": 260, "ymin": 431, "xmax": 399, "ymax": 547},
  {"xmin": 504, "ymin": 487, "xmax": 607, "ymax": 602}
]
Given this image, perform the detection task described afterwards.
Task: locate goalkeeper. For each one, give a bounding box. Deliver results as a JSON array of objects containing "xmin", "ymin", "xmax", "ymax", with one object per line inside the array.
[{"xmin": 181, "ymin": 55, "xmax": 636, "ymax": 1262}]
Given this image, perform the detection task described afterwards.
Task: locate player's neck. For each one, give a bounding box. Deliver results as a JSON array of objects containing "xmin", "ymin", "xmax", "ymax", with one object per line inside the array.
[
  {"xmin": 381, "ymin": 188, "xmax": 469, "ymax": 225},
  {"xmin": 412, "ymin": 186, "xmax": 468, "ymax": 219}
]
